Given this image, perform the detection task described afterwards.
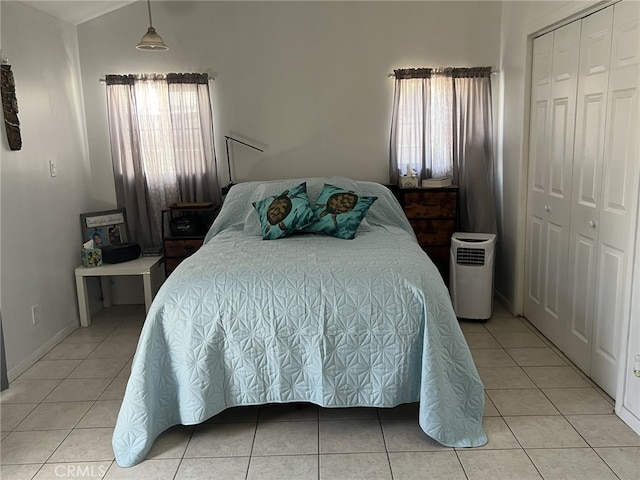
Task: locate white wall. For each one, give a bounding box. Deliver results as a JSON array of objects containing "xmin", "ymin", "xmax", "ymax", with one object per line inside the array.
[
  {"xmin": 77, "ymin": 1, "xmax": 501, "ymax": 207},
  {"xmin": 0, "ymin": 1, "xmax": 93, "ymax": 378}
]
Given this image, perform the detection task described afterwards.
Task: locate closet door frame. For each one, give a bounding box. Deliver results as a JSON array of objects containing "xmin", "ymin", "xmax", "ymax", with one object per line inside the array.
[
  {"xmin": 613, "ymin": 0, "xmax": 640, "ymax": 434},
  {"xmin": 522, "ymin": 0, "xmax": 640, "ymax": 401}
]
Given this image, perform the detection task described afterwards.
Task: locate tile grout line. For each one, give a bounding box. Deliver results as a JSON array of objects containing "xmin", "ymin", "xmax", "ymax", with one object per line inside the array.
[
  {"xmin": 317, "ymin": 409, "xmax": 321, "ymax": 480},
  {"xmin": 376, "ymin": 408, "xmax": 395, "ymax": 480},
  {"xmin": 244, "ymin": 405, "xmax": 262, "ymax": 480}
]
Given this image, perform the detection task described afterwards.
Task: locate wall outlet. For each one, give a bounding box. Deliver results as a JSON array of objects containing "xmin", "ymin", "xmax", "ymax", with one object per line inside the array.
[
  {"xmin": 31, "ymin": 304, "xmax": 39, "ymax": 325},
  {"xmin": 49, "ymin": 160, "xmax": 57, "ymax": 177}
]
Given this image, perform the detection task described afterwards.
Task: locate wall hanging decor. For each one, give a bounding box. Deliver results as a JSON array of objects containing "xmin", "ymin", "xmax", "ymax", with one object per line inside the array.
[{"xmin": 0, "ymin": 61, "xmax": 21, "ymax": 151}]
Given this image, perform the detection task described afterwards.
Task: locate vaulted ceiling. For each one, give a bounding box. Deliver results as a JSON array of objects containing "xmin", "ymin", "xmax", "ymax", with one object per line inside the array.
[{"xmin": 20, "ymin": 0, "xmax": 136, "ymax": 25}]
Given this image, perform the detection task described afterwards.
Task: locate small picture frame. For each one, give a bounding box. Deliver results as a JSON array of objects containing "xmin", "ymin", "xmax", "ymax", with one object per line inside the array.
[{"xmin": 80, "ymin": 209, "xmax": 129, "ymax": 248}]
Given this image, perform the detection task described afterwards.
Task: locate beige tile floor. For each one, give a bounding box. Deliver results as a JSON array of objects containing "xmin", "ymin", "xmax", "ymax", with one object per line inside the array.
[{"xmin": 1, "ymin": 303, "xmax": 639, "ymax": 479}]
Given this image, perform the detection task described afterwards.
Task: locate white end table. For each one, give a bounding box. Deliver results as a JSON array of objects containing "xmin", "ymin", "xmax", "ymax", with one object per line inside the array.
[{"xmin": 74, "ymin": 256, "xmax": 164, "ymax": 327}]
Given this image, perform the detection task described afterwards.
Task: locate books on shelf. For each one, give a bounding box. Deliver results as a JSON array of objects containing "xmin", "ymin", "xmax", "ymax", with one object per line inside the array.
[
  {"xmin": 168, "ymin": 202, "xmax": 213, "ymax": 209},
  {"xmin": 421, "ymin": 177, "xmax": 452, "ymax": 188}
]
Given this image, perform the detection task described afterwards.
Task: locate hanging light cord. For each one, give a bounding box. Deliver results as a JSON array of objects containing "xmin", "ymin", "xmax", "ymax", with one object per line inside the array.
[{"xmin": 146, "ymin": 0, "xmax": 154, "ymax": 28}]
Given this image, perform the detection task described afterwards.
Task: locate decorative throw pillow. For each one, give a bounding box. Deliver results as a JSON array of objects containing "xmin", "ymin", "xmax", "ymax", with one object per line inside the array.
[
  {"xmin": 243, "ymin": 177, "xmax": 374, "ymax": 236},
  {"xmin": 304, "ymin": 184, "xmax": 377, "ymax": 239},
  {"xmin": 252, "ymin": 182, "xmax": 317, "ymax": 240}
]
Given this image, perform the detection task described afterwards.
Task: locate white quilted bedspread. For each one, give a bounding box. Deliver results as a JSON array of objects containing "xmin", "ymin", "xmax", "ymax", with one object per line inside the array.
[{"xmin": 112, "ymin": 178, "xmax": 487, "ymax": 467}]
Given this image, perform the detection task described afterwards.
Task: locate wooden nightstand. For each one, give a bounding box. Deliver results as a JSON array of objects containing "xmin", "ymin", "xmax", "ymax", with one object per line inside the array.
[
  {"xmin": 161, "ymin": 203, "xmax": 218, "ymax": 276},
  {"xmin": 391, "ymin": 186, "xmax": 458, "ymax": 284}
]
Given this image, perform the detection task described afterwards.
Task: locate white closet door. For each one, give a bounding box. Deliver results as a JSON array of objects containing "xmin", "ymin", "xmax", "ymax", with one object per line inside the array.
[
  {"xmin": 591, "ymin": 0, "xmax": 639, "ymax": 397},
  {"xmin": 525, "ymin": 32, "xmax": 553, "ymax": 341},
  {"xmin": 565, "ymin": 7, "xmax": 614, "ymax": 375},
  {"xmin": 525, "ymin": 21, "xmax": 581, "ymax": 349}
]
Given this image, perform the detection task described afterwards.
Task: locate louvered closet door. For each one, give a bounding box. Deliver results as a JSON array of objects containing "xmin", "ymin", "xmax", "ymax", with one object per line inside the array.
[
  {"xmin": 524, "ymin": 21, "xmax": 581, "ymax": 349},
  {"xmin": 564, "ymin": 7, "xmax": 614, "ymax": 377},
  {"xmin": 590, "ymin": 0, "xmax": 639, "ymax": 397}
]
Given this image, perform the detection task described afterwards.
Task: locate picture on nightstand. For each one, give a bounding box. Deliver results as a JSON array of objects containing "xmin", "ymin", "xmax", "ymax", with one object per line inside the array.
[{"xmin": 80, "ymin": 209, "xmax": 129, "ymax": 247}]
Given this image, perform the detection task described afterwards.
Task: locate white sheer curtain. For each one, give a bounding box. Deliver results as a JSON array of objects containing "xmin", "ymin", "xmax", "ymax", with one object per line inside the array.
[
  {"xmin": 389, "ymin": 68, "xmax": 453, "ymax": 182},
  {"xmin": 389, "ymin": 67, "xmax": 496, "ymax": 234},
  {"xmin": 391, "ymin": 77, "xmax": 426, "ymax": 178},
  {"xmin": 106, "ymin": 74, "xmax": 221, "ymax": 248},
  {"xmin": 429, "ymin": 71, "xmax": 454, "ymax": 178}
]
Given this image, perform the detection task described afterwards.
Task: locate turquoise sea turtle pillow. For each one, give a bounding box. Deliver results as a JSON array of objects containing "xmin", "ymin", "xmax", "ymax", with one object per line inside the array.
[
  {"xmin": 305, "ymin": 184, "xmax": 377, "ymax": 239},
  {"xmin": 252, "ymin": 182, "xmax": 317, "ymax": 240}
]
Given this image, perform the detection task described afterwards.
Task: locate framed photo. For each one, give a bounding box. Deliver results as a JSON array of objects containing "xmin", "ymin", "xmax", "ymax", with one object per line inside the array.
[{"xmin": 80, "ymin": 209, "xmax": 129, "ymax": 248}]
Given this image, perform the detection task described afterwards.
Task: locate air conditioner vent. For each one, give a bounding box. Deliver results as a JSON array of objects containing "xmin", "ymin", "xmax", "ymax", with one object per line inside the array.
[{"xmin": 456, "ymin": 247, "xmax": 485, "ymax": 266}]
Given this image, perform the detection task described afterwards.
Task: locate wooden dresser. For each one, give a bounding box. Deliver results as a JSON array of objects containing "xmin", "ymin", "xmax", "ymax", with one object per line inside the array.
[
  {"xmin": 391, "ymin": 186, "xmax": 458, "ymax": 284},
  {"xmin": 161, "ymin": 204, "xmax": 218, "ymax": 276}
]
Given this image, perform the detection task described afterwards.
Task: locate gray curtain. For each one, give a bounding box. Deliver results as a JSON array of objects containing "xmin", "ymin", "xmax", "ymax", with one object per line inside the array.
[
  {"xmin": 452, "ymin": 67, "xmax": 497, "ymax": 234},
  {"xmin": 106, "ymin": 73, "xmax": 221, "ymax": 249},
  {"xmin": 106, "ymin": 75, "xmax": 155, "ymax": 249},
  {"xmin": 167, "ymin": 73, "xmax": 220, "ymax": 205},
  {"xmin": 388, "ymin": 73, "xmax": 403, "ymax": 185}
]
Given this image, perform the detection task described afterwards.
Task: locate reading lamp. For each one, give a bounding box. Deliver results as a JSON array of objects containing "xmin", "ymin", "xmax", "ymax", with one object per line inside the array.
[
  {"xmin": 136, "ymin": 0, "xmax": 169, "ymax": 51},
  {"xmin": 225, "ymin": 136, "xmax": 264, "ymax": 188}
]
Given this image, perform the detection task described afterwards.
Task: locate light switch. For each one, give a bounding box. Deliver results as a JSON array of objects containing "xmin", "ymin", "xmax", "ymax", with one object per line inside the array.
[{"xmin": 49, "ymin": 160, "xmax": 57, "ymax": 177}]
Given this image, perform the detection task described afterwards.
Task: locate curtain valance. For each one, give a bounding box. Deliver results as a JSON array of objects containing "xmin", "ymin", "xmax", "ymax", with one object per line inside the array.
[
  {"xmin": 105, "ymin": 74, "xmax": 136, "ymax": 85},
  {"xmin": 105, "ymin": 73, "xmax": 209, "ymax": 85},
  {"xmin": 166, "ymin": 73, "xmax": 209, "ymax": 84},
  {"xmin": 393, "ymin": 68, "xmax": 431, "ymax": 79},
  {"xmin": 450, "ymin": 67, "xmax": 492, "ymax": 78},
  {"xmin": 392, "ymin": 67, "xmax": 492, "ymax": 79}
]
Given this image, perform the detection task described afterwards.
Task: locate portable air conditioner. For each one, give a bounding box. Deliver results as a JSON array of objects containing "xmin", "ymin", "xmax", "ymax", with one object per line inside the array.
[{"xmin": 449, "ymin": 232, "xmax": 497, "ymax": 320}]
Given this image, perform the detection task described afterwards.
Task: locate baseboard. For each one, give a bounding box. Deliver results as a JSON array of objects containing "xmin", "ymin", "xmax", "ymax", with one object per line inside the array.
[
  {"xmin": 616, "ymin": 404, "xmax": 640, "ymax": 436},
  {"xmin": 494, "ymin": 291, "xmax": 515, "ymax": 316},
  {"xmin": 7, "ymin": 319, "xmax": 78, "ymax": 382}
]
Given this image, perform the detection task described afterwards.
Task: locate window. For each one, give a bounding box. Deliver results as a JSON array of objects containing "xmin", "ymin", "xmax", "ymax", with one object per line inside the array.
[
  {"xmin": 390, "ymin": 69, "xmax": 453, "ymax": 180},
  {"xmin": 389, "ymin": 67, "xmax": 497, "ymax": 233},
  {"xmin": 105, "ymin": 73, "xmax": 220, "ymax": 248}
]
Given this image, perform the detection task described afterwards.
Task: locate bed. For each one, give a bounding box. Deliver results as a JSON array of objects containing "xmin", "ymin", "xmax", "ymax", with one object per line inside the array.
[{"xmin": 112, "ymin": 177, "xmax": 487, "ymax": 467}]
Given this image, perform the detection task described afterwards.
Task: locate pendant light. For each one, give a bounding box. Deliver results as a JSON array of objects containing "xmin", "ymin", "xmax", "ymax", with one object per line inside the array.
[{"xmin": 136, "ymin": 0, "xmax": 169, "ymax": 51}]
